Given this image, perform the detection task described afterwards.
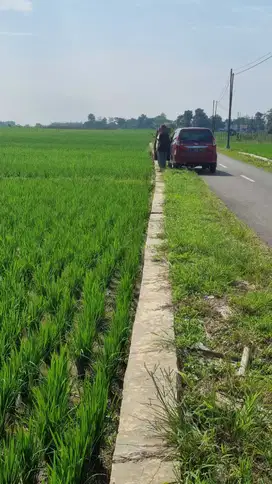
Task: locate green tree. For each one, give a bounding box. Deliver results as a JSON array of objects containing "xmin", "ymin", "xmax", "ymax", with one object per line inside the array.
[
  {"xmin": 137, "ymin": 114, "xmax": 154, "ymax": 129},
  {"xmin": 254, "ymin": 112, "xmax": 265, "ymax": 131},
  {"xmin": 96, "ymin": 117, "xmax": 108, "ymax": 129},
  {"xmin": 183, "ymin": 110, "xmax": 193, "ymax": 127},
  {"xmin": 153, "ymin": 113, "xmax": 168, "ymax": 127},
  {"xmin": 176, "ymin": 110, "xmax": 193, "ymax": 128},
  {"xmin": 212, "ymin": 114, "xmax": 224, "ymax": 131},
  {"xmin": 87, "ymin": 113, "xmax": 96, "ymax": 124},
  {"xmin": 233, "ymin": 115, "xmax": 250, "ymax": 132},
  {"xmin": 192, "ymin": 108, "xmax": 210, "ymax": 128},
  {"xmin": 114, "ymin": 117, "xmax": 127, "ymax": 129},
  {"xmin": 266, "ymin": 109, "xmax": 272, "ymax": 133},
  {"xmin": 176, "ymin": 114, "xmax": 184, "ymax": 127},
  {"xmin": 126, "ymin": 118, "xmax": 138, "ymax": 129}
]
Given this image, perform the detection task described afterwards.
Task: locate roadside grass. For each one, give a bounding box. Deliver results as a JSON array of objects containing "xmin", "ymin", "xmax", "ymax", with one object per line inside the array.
[{"xmin": 163, "ymin": 170, "xmax": 272, "ymax": 483}]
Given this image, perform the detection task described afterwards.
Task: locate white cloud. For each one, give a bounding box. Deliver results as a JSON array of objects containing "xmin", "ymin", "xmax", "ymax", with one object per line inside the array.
[
  {"xmin": 135, "ymin": 0, "xmax": 200, "ymax": 5},
  {"xmin": 0, "ymin": 0, "xmax": 32, "ymax": 11},
  {"xmin": 215, "ymin": 24, "xmax": 258, "ymax": 32},
  {"xmin": 232, "ymin": 4, "xmax": 272, "ymax": 13},
  {"xmin": 0, "ymin": 31, "xmax": 33, "ymax": 35}
]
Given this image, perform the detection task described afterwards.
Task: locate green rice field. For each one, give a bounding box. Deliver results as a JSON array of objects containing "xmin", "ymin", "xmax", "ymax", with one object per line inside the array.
[
  {"xmin": 0, "ymin": 128, "xmax": 152, "ymax": 483},
  {"xmin": 222, "ymin": 142, "xmax": 272, "ymax": 158},
  {"xmin": 217, "ymin": 138, "xmax": 272, "ymax": 158},
  {"xmin": 216, "ymin": 133, "xmax": 272, "ymax": 171}
]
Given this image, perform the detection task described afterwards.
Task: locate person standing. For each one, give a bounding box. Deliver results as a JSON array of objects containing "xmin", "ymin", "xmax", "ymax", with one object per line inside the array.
[{"xmin": 154, "ymin": 125, "xmax": 171, "ymax": 171}]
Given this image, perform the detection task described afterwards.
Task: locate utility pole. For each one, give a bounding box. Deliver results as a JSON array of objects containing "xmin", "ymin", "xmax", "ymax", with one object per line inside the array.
[
  {"xmin": 212, "ymin": 100, "xmax": 218, "ymax": 134},
  {"xmin": 212, "ymin": 100, "xmax": 215, "ymax": 133},
  {"xmin": 214, "ymin": 100, "xmax": 218, "ymax": 132},
  {"xmin": 226, "ymin": 68, "xmax": 234, "ymax": 149}
]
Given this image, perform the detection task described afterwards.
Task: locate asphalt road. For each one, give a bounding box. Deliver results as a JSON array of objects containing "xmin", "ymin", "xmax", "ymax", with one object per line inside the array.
[{"xmin": 200, "ymin": 153, "xmax": 272, "ymax": 246}]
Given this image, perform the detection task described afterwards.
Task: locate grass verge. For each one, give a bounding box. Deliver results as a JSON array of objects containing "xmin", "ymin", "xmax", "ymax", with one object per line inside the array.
[{"xmin": 163, "ymin": 169, "xmax": 272, "ymax": 483}]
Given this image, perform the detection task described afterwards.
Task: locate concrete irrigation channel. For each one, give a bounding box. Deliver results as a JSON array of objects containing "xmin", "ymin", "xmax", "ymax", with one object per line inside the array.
[
  {"xmin": 238, "ymin": 151, "xmax": 271, "ymax": 163},
  {"xmin": 110, "ymin": 164, "xmax": 177, "ymax": 484}
]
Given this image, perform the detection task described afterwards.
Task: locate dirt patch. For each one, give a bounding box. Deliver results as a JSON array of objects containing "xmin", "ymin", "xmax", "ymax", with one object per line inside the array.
[
  {"xmin": 232, "ymin": 280, "xmax": 256, "ymax": 291},
  {"xmin": 209, "ymin": 297, "xmax": 232, "ymax": 320},
  {"xmin": 202, "ymin": 296, "xmax": 232, "ymax": 340}
]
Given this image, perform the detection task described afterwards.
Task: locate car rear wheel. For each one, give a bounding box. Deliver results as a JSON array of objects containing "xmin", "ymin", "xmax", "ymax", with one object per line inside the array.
[{"xmin": 210, "ymin": 164, "xmax": 217, "ymax": 174}]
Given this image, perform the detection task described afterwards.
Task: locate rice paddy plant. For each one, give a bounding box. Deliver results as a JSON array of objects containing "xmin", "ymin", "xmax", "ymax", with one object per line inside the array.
[
  {"xmin": 0, "ymin": 128, "xmax": 151, "ymax": 480},
  {"xmin": 0, "ymin": 219, "xmax": 126, "ymax": 371},
  {"xmin": 72, "ymin": 278, "xmax": 105, "ymax": 375},
  {"xmin": 31, "ymin": 347, "xmax": 71, "ymax": 459},
  {"xmin": 48, "ymin": 369, "xmax": 109, "ymax": 484},
  {"xmin": 47, "ymin": 241, "xmax": 143, "ymax": 481},
  {"xmin": 0, "ymin": 428, "xmax": 40, "ymax": 484},
  {"xmin": 1, "ymin": 348, "xmax": 72, "ymax": 482}
]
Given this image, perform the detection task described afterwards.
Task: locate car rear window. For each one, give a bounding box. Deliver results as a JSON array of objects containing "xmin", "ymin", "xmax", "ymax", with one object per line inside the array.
[{"xmin": 179, "ymin": 129, "xmax": 213, "ymax": 143}]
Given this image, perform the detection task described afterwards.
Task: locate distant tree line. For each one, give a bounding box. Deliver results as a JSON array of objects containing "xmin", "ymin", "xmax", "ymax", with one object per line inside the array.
[
  {"xmin": 0, "ymin": 121, "xmax": 16, "ymax": 127},
  {"xmin": 231, "ymin": 111, "xmax": 272, "ymax": 134},
  {"xmin": 43, "ymin": 109, "xmax": 272, "ymax": 133},
  {"xmin": 2, "ymin": 108, "xmax": 272, "ymax": 133},
  {"xmin": 43, "ymin": 110, "xmax": 223, "ymax": 131}
]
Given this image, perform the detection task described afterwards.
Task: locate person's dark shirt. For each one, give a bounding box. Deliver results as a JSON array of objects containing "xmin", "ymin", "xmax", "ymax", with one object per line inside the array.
[{"xmin": 157, "ymin": 132, "xmax": 171, "ymax": 152}]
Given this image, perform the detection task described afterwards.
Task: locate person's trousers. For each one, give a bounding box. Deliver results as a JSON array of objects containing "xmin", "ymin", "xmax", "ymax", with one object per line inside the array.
[{"xmin": 157, "ymin": 151, "xmax": 168, "ymax": 169}]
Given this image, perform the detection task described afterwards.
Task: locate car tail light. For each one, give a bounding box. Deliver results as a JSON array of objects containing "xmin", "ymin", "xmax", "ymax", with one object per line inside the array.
[
  {"xmin": 176, "ymin": 140, "xmax": 186, "ymax": 150},
  {"xmin": 207, "ymin": 142, "xmax": 216, "ymax": 152},
  {"xmin": 212, "ymin": 138, "xmax": 216, "ymax": 146}
]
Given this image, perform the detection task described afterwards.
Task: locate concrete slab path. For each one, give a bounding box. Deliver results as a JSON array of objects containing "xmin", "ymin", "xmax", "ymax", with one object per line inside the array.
[{"xmin": 110, "ymin": 165, "xmax": 177, "ymax": 484}]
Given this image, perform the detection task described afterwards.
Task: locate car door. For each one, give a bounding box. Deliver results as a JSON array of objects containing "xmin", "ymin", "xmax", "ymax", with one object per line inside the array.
[{"xmin": 171, "ymin": 129, "xmax": 180, "ymax": 160}]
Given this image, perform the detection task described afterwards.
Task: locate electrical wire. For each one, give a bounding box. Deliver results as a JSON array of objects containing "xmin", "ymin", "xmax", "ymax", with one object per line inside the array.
[
  {"xmin": 234, "ymin": 52, "xmax": 271, "ymax": 73},
  {"xmin": 215, "ymin": 52, "xmax": 271, "ymax": 118},
  {"xmin": 235, "ymin": 54, "xmax": 272, "ymax": 76},
  {"xmin": 218, "ymin": 79, "xmax": 230, "ymax": 103},
  {"xmin": 217, "ymin": 102, "xmax": 228, "ymax": 112}
]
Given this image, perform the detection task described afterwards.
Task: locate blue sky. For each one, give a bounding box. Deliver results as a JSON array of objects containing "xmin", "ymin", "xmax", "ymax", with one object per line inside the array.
[{"xmin": 0, "ymin": 0, "xmax": 272, "ymax": 124}]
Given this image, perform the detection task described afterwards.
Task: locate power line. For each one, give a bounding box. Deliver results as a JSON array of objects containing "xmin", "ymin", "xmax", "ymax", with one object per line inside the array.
[
  {"xmin": 235, "ymin": 54, "xmax": 272, "ymax": 76},
  {"xmin": 218, "ymin": 79, "xmax": 230, "ymax": 102},
  {"xmin": 217, "ymin": 52, "xmax": 272, "ymax": 104},
  {"xmin": 215, "ymin": 51, "xmax": 272, "ymax": 149},
  {"xmin": 234, "ymin": 52, "xmax": 272, "ymax": 73},
  {"xmin": 217, "ymin": 101, "xmax": 228, "ymax": 112},
  {"xmin": 217, "ymin": 52, "xmax": 271, "ymax": 107}
]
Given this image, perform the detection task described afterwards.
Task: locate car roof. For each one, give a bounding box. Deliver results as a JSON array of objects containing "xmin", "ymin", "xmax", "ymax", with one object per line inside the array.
[{"xmin": 179, "ymin": 127, "xmax": 212, "ymax": 131}]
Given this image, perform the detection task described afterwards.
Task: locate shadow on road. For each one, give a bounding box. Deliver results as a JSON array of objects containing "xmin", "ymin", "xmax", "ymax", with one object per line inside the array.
[
  {"xmin": 169, "ymin": 167, "xmax": 233, "ymax": 177},
  {"xmin": 200, "ymin": 169, "xmax": 233, "ymax": 177}
]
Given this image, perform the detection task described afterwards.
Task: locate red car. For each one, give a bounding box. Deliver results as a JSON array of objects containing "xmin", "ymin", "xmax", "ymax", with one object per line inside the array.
[{"xmin": 169, "ymin": 127, "xmax": 217, "ymax": 173}]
